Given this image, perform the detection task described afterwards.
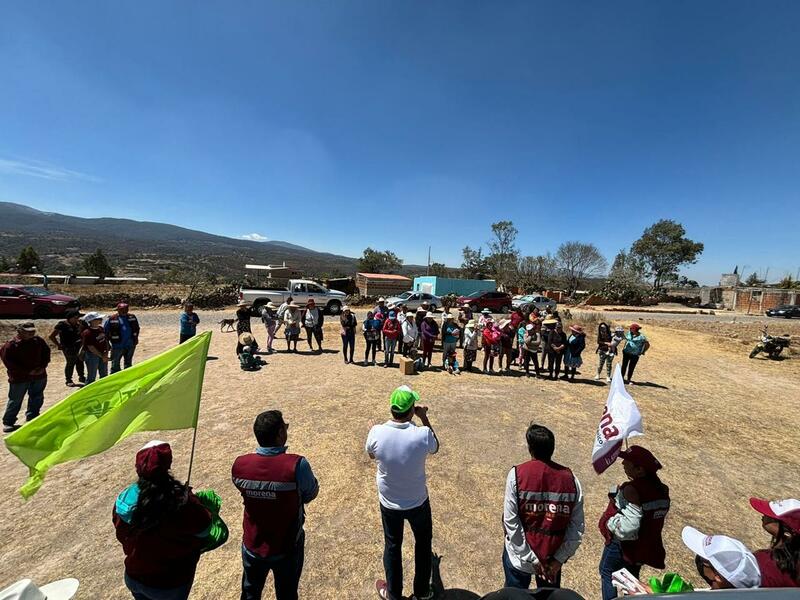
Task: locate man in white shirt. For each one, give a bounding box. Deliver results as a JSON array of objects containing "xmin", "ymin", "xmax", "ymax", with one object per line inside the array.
[
  {"xmin": 503, "ymin": 424, "xmax": 584, "ymax": 590},
  {"xmin": 366, "ymin": 385, "xmax": 439, "ymax": 600}
]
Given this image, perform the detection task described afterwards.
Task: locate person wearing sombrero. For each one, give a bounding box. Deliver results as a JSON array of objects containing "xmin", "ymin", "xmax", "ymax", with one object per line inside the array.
[
  {"xmin": 301, "ymin": 299, "xmax": 324, "ymax": 353},
  {"xmin": 482, "ymin": 317, "xmax": 501, "ymax": 374},
  {"xmin": 621, "ymin": 323, "xmax": 649, "ymax": 385},
  {"xmin": 235, "ymin": 300, "xmax": 259, "ymax": 355},
  {"xmin": 462, "ymin": 319, "xmax": 479, "ymax": 371},
  {"xmin": 113, "ymin": 441, "xmax": 216, "ymax": 600},
  {"xmin": 420, "ymin": 312, "xmax": 439, "ymax": 368},
  {"xmin": 598, "ymin": 446, "xmax": 670, "ymax": 600},
  {"xmin": 562, "ymin": 325, "xmax": 586, "ymax": 382},
  {"xmin": 259, "ymin": 301, "xmax": 279, "ymax": 354},
  {"xmin": 545, "ymin": 321, "xmax": 567, "ymax": 380},
  {"xmin": 750, "ymin": 497, "xmax": 800, "ymax": 587},
  {"xmin": 498, "ymin": 319, "xmax": 515, "ymax": 374},
  {"xmin": 283, "ymin": 301, "xmax": 302, "ymax": 352}
]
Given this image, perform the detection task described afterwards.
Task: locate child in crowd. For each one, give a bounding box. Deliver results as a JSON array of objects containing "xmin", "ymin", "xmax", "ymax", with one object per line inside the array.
[
  {"xmin": 444, "ymin": 348, "xmax": 460, "ymax": 375},
  {"xmin": 239, "ymin": 346, "xmax": 265, "ymax": 371},
  {"xmin": 462, "ymin": 319, "xmax": 479, "ymax": 371}
]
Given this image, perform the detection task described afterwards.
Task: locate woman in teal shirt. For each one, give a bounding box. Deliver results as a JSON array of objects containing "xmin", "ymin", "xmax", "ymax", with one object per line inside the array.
[{"xmin": 622, "ymin": 323, "xmax": 650, "ymax": 383}]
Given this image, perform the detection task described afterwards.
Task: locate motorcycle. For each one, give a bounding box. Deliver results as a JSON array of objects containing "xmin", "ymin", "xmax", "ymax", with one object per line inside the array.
[{"xmin": 749, "ymin": 327, "xmax": 791, "ymax": 360}]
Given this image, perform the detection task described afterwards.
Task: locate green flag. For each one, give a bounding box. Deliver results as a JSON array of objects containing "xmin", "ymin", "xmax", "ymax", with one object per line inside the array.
[{"xmin": 5, "ymin": 331, "xmax": 212, "ymax": 499}]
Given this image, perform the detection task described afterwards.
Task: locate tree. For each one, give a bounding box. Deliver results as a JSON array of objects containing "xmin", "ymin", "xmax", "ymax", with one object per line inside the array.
[
  {"xmin": 555, "ymin": 241, "xmax": 608, "ymax": 295},
  {"xmin": 428, "ymin": 262, "xmax": 449, "ymax": 277},
  {"xmin": 16, "ymin": 246, "xmax": 41, "ymax": 273},
  {"xmin": 515, "ymin": 254, "xmax": 558, "ymax": 292},
  {"xmin": 609, "ymin": 249, "xmax": 646, "ymax": 283},
  {"xmin": 486, "ymin": 221, "xmax": 519, "ymax": 288},
  {"xmin": 460, "ymin": 246, "xmax": 491, "ymax": 279},
  {"xmin": 778, "ymin": 275, "xmax": 800, "ymax": 289},
  {"xmin": 675, "ymin": 275, "xmax": 700, "ymax": 288},
  {"xmin": 83, "ymin": 248, "xmax": 115, "ymax": 278},
  {"xmin": 357, "ymin": 247, "xmax": 403, "ymax": 274},
  {"xmin": 744, "ymin": 272, "xmax": 765, "ymax": 287},
  {"xmin": 630, "ymin": 220, "xmax": 704, "ymax": 291}
]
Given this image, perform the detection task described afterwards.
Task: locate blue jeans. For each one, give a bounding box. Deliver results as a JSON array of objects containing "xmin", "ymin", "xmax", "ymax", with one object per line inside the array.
[
  {"xmin": 3, "ymin": 378, "xmax": 47, "ymax": 427},
  {"xmin": 380, "ymin": 498, "xmax": 432, "ymax": 600},
  {"xmin": 501, "ymin": 547, "xmax": 561, "ymax": 590},
  {"xmin": 384, "ymin": 338, "xmax": 397, "ymax": 365},
  {"xmin": 84, "ymin": 353, "xmax": 108, "ymax": 384},
  {"xmin": 241, "ymin": 538, "xmax": 305, "ymax": 600},
  {"xmin": 111, "ymin": 344, "xmax": 136, "ymax": 373},
  {"xmin": 599, "ymin": 540, "xmax": 640, "ymax": 600},
  {"xmin": 124, "ymin": 573, "xmax": 193, "ymax": 600}
]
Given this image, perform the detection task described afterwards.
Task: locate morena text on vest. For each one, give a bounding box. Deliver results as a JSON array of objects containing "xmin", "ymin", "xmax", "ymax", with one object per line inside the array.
[{"xmin": 520, "ymin": 501, "xmax": 572, "ymax": 515}]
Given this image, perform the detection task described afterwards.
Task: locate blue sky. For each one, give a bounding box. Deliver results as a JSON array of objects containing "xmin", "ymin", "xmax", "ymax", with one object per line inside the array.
[{"xmin": 1, "ymin": 1, "xmax": 798, "ymax": 284}]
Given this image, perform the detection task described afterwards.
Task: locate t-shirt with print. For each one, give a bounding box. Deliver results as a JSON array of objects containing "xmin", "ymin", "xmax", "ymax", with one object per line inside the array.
[
  {"xmin": 365, "ymin": 420, "xmax": 438, "ymax": 510},
  {"xmin": 82, "ymin": 327, "xmax": 108, "ymax": 354}
]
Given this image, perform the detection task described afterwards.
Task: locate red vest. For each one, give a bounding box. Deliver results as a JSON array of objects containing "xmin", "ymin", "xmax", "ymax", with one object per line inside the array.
[
  {"xmin": 598, "ymin": 476, "xmax": 670, "ymax": 568},
  {"xmin": 515, "ymin": 460, "xmax": 578, "ymax": 561},
  {"xmin": 755, "ymin": 549, "xmax": 800, "ymax": 588},
  {"xmin": 232, "ymin": 452, "xmax": 302, "ymax": 558}
]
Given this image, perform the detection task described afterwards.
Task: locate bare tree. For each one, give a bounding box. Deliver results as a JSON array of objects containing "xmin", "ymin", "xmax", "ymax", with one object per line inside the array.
[
  {"xmin": 555, "ymin": 241, "xmax": 607, "ymax": 295},
  {"xmin": 516, "ymin": 254, "xmax": 558, "ymax": 292},
  {"xmin": 487, "ymin": 221, "xmax": 519, "ymax": 288}
]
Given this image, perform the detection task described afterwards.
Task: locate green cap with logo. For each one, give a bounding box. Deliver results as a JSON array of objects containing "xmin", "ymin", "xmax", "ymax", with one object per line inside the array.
[{"xmin": 390, "ymin": 385, "xmax": 419, "ymax": 412}]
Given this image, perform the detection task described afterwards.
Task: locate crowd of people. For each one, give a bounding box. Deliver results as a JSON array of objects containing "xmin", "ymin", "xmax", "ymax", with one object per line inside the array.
[{"xmin": 231, "ymin": 296, "xmax": 651, "ymax": 384}]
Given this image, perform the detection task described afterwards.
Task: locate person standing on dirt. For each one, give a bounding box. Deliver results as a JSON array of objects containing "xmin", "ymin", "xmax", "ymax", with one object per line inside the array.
[
  {"xmin": 113, "ymin": 441, "xmax": 213, "ymax": 600},
  {"xmin": 105, "ymin": 302, "xmax": 140, "ymax": 373},
  {"xmin": 621, "ymin": 324, "xmax": 649, "ymax": 384},
  {"xmin": 179, "ymin": 303, "xmax": 200, "ymax": 344},
  {"xmin": 340, "ymin": 306, "xmax": 357, "ymax": 364},
  {"xmin": 414, "ymin": 306, "xmax": 427, "ymax": 349},
  {"xmin": 440, "ymin": 314, "xmax": 460, "ymax": 368},
  {"xmin": 598, "ymin": 446, "xmax": 670, "ymax": 600},
  {"xmin": 260, "ymin": 302, "xmax": 278, "ymax": 354},
  {"xmin": 48, "ymin": 309, "xmax": 85, "ymax": 386},
  {"xmin": 374, "ymin": 297, "xmax": 388, "ymax": 351},
  {"xmin": 503, "ymin": 424, "xmax": 584, "ymax": 591},
  {"xmin": 420, "ymin": 312, "xmax": 439, "ymax": 368},
  {"xmin": 367, "ymin": 386, "xmax": 439, "ymax": 600},
  {"xmin": 546, "ymin": 321, "xmax": 567, "ymax": 380},
  {"xmin": 82, "ymin": 312, "xmax": 110, "ymax": 384},
  {"xmin": 232, "ymin": 410, "xmax": 319, "ymax": 600},
  {"xmin": 274, "ymin": 296, "xmax": 293, "ymax": 336},
  {"xmin": 594, "ymin": 323, "xmax": 612, "ymax": 382},
  {"xmin": 522, "ymin": 323, "xmax": 542, "ymax": 378},
  {"xmin": 301, "ymin": 299, "xmax": 324, "ymax": 353},
  {"xmin": 749, "ymin": 497, "xmax": 800, "ymax": 587},
  {"xmin": 1, "ymin": 321, "xmax": 50, "ymax": 433},
  {"xmin": 382, "ymin": 310, "xmax": 402, "ymax": 368},
  {"xmin": 562, "ymin": 325, "xmax": 586, "ymax": 382},
  {"xmin": 235, "ymin": 300, "xmax": 259, "ymax": 351},
  {"xmin": 283, "ymin": 302, "xmax": 302, "ymax": 353}
]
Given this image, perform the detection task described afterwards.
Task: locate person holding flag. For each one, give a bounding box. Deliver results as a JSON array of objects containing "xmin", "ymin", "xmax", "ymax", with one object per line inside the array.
[
  {"xmin": 502, "ymin": 424, "xmax": 585, "ymax": 590},
  {"xmin": 597, "ymin": 446, "xmax": 670, "ymax": 600}
]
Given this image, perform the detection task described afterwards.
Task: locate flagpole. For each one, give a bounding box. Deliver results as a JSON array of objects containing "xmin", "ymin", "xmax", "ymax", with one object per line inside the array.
[{"xmin": 186, "ymin": 425, "xmax": 199, "ymax": 486}]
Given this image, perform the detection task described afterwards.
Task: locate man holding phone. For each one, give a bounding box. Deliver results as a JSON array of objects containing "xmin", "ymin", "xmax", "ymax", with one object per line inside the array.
[{"xmin": 366, "ymin": 385, "xmax": 439, "ymax": 600}]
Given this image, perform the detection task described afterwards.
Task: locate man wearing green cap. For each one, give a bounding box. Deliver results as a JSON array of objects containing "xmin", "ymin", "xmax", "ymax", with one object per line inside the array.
[{"xmin": 366, "ymin": 385, "xmax": 439, "ymax": 600}]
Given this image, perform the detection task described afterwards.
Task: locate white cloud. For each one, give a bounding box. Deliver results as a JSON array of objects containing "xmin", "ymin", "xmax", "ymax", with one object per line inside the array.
[
  {"xmin": 240, "ymin": 233, "xmax": 269, "ymax": 242},
  {"xmin": 0, "ymin": 157, "xmax": 102, "ymax": 183}
]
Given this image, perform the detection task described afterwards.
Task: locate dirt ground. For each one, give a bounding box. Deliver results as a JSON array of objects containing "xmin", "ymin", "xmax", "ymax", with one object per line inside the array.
[{"xmin": 1, "ymin": 309, "xmax": 798, "ymax": 599}]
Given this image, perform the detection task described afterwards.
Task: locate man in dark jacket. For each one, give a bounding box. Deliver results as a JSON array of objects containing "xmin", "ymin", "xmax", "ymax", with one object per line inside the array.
[
  {"xmin": 1, "ymin": 321, "xmax": 51, "ymax": 432},
  {"xmin": 232, "ymin": 410, "xmax": 319, "ymax": 600},
  {"xmin": 105, "ymin": 302, "xmax": 140, "ymax": 373},
  {"xmin": 48, "ymin": 309, "xmax": 85, "ymax": 386}
]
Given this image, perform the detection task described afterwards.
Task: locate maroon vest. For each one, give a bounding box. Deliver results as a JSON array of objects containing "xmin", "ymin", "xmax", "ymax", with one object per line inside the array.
[
  {"xmin": 515, "ymin": 460, "xmax": 578, "ymax": 561},
  {"xmin": 755, "ymin": 549, "xmax": 800, "ymax": 588},
  {"xmin": 232, "ymin": 452, "xmax": 302, "ymax": 558},
  {"xmin": 599, "ymin": 476, "xmax": 670, "ymax": 568}
]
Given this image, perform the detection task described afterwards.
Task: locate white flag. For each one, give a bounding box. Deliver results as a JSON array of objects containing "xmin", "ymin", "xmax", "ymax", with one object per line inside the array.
[{"xmin": 592, "ymin": 364, "xmax": 644, "ymax": 474}]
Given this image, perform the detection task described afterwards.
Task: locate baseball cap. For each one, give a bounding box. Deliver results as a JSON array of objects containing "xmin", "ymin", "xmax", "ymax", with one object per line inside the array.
[
  {"xmin": 135, "ymin": 440, "xmax": 173, "ymax": 479},
  {"xmin": 681, "ymin": 526, "xmax": 761, "ymax": 589},
  {"xmin": 83, "ymin": 311, "xmax": 105, "ymax": 323},
  {"xmin": 117, "ymin": 302, "xmax": 129, "ymax": 309},
  {"xmin": 750, "ymin": 498, "xmax": 800, "ymax": 533},
  {"xmin": 378, "ymin": 297, "xmax": 386, "ymax": 302},
  {"xmin": 16, "ymin": 321, "xmax": 36, "ymax": 332},
  {"xmin": 618, "ymin": 445, "xmax": 662, "ymax": 472},
  {"xmin": 390, "ymin": 385, "xmax": 419, "ymax": 413}
]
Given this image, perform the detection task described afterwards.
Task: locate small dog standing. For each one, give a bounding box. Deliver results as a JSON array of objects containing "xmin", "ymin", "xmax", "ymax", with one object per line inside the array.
[{"xmin": 218, "ymin": 318, "xmax": 236, "ymax": 332}]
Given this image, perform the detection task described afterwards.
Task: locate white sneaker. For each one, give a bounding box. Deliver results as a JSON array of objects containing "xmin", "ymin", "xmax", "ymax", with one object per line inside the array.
[{"xmin": 593, "ymin": 374, "xmax": 600, "ymax": 381}]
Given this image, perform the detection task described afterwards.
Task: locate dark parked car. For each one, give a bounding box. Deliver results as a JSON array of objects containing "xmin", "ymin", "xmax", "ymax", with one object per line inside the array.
[
  {"xmin": 766, "ymin": 304, "xmax": 800, "ymax": 319},
  {"xmin": 0, "ymin": 285, "xmax": 80, "ymax": 318},
  {"xmin": 457, "ymin": 290, "xmax": 513, "ymax": 313}
]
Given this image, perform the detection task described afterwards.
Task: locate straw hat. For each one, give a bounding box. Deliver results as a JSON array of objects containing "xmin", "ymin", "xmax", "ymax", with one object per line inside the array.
[
  {"xmin": 542, "ymin": 317, "xmax": 558, "ymax": 325},
  {"xmin": 342, "ymin": 305, "xmax": 351, "ymax": 312},
  {"xmin": 288, "ymin": 301, "xmax": 300, "ymax": 308},
  {"xmin": 265, "ymin": 302, "xmax": 278, "ymax": 309},
  {"xmin": 416, "ymin": 307, "xmax": 426, "ymax": 313},
  {"xmin": 569, "ymin": 325, "xmax": 584, "ymax": 334},
  {"xmin": 466, "ymin": 319, "xmax": 476, "ymax": 327},
  {"xmin": 0, "ymin": 578, "xmax": 79, "ymax": 600},
  {"xmin": 444, "ymin": 313, "xmax": 455, "ymax": 320},
  {"xmin": 237, "ymin": 300, "xmax": 250, "ymax": 307},
  {"xmin": 238, "ymin": 332, "xmax": 255, "ymax": 345},
  {"xmin": 499, "ymin": 318, "xmax": 512, "ymax": 329},
  {"xmin": 425, "ymin": 311, "xmax": 435, "ymax": 318}
]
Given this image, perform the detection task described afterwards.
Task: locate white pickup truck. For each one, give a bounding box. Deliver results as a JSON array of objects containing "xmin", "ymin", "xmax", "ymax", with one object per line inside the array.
[{"xmin": 238, "ymin": 279, "xmax": 347, "ymax": 315}]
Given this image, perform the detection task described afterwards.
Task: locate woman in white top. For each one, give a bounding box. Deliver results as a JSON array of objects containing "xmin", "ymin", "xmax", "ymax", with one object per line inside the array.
[
  {"xmin": 283, "ymin": 302, "xmax": 302, "ymax": 352},
  {"xmin": 401, "ymin": 315, "xmax": 419, "ymax": 357}
]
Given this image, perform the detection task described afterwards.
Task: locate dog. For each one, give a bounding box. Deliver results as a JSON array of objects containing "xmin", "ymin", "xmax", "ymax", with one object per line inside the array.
[{"xmin": 218, "ymin": 318, "xmax": 236, "ymax": 332}]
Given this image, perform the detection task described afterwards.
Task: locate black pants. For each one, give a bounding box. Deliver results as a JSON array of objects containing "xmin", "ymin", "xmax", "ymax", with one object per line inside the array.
[
  {"xmin": 380, "ymin": 499, "xmax": 433, "ymax": 600},
  {"xmin": 547, "ymin": 351, "xmax": 563, "ymax": 378},
  {"xmin": 341, "ymin": 332, "xmax": 355, "ymax": 362},
  {"xmin": 522, "ymin": 349, "xmax": 540, "ymax": 376},
  {"xmin": 179, "ymin": 332, "xmax": 194, "ymax": 344},
  {"xmin": 63, "ymin": 348, "xmax": 84, "ymax": 383},
  {"xmin": 241, "ymin": 539, "xmax": 304, "ymax": 600},
  {"xmin": 621, "ymin": 353, "xmax": 640, "ymax": 381},
  {"xmin": 365, "ymin": 338, "xmax": 378, "ymax": 363},
  {"xmin": 304, "ymin": 326, "xmax": 323, "ymax": 350}
]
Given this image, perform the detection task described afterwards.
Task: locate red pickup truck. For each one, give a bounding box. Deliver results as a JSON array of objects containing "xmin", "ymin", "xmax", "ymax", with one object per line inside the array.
[
  {"xmin": 0, "ymin": 285, "xmax": 81, "ymax": 318},
  {"xmin": 457, "ymin": 290, "xmax": 513, "ymax": 313}
]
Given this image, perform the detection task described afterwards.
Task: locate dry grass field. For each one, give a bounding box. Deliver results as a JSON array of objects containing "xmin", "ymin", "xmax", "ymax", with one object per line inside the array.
[{"xmin": 1, "ymin": 309, "xmax": 799, "ymax": 599}]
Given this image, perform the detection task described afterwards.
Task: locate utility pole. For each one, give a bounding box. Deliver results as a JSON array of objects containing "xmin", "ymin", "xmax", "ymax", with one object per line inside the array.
[{"xmin": 427, "ymin": 246, "xmax": 431, "ymax": 276}]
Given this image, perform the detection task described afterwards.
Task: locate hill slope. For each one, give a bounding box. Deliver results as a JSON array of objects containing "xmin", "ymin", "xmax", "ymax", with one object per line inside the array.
[{"xmin": 0, "ymin": 202, "xmax": 359, "ymax": 280}]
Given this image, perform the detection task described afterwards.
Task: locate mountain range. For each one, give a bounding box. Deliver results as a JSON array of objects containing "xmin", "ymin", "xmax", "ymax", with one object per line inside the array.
[{"xmin": 0, "ymin": 202, "xmax": 363, "ymax": 281}]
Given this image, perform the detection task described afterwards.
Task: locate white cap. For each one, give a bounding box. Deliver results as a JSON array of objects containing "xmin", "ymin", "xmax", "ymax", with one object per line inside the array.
[
  {"xmin": 681, "ymin": 526, "xmax": 761, "ymax": 588},
  {"xmin": 425, "ymin": 311, "xmax": 435, "ymax": 318},
  {"xmin": 0, "ymin": 578, "xmax": 80, "ymax": 599},
  {"xmin": 82, "ymin": 311, "xmax": 105, "ymax": 322},
  {"xmin": 378, "ymin": 297, "xmax": 385, "ymax": 302}
]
